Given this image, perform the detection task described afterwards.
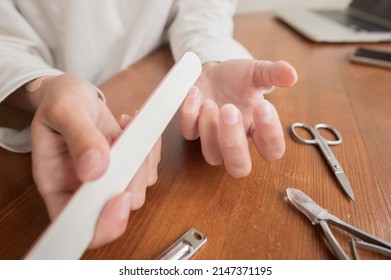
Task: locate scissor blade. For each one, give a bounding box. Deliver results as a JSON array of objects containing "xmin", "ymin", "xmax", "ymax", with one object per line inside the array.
[
  {"xmin": 286, "ymin": 188, "xmax": 328, "ymax": 224},
  {"xmin": 335, "ymin": 171, "xmax": 355, "ymax": 201}
]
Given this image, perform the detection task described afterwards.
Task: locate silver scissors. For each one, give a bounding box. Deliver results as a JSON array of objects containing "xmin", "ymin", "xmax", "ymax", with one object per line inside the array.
[
  {"xmin": 287, "ymin": 188, "xmax": 391, "ymax": 259},
  {"xmin": 290, "ymin": 123, "xmax": 354, "ymax": 201}
]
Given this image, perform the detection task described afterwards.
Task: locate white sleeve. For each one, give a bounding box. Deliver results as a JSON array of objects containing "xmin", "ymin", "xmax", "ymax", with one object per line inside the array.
[
  {"xmin": 0, "ymin": 1, "xmax": 108, "ymax": 153},
  {"xmin": 0, "ymin": 1, "xmax": 64, "ymax": 102},
  {"xmin": 167, "ymin": 0, "xmax": 252, "ymax": 64},
  {"xmin": 0, "ymin": 1, "xmax": 63, "ymax": 153}
]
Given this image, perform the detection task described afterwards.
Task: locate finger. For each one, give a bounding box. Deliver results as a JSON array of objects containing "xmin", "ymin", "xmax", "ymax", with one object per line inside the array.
[
  {"xmin": 253, "ymin": 60, "xmax": 298, "ymax": 88},
  {"xmin": 180, "ymin": 86, "xmax": 201, "ymax": 140},
  {"xmin": 38, "ymin": 191, "xmax": 74, "ymax": 220},
  {"xmin": 89, "ymin": 192, "xmax": 132, "ymax": 249},
  {"xmin": 110, "ymin": 114, "xmax": 133, "ymax": 143},
  {"xmin": 198, "ymin": 99, "xmax": 223, "ymax": 165},
  {"xmin": 121, "ymin": 138, "xmax": 161, "ymax": 210},
  {"xmin": 251, "ymin": 99, "xmax": 285, "ymax": 161},
  {"xmin": 71, "ymin": 123, "xmax": 112, "ymax": 182},
  {"xmin": 125, "ymin": 160, "xmax": 149, "ymax": 210},
  {"xmin": 147, "ymin": 137, "xmax": 161, "ymax": 186},
  {"xmin": 219, "ymin": 104, "xmax": 251, "ymax": 178},
  {"xmin": 118, "ymin": 114, "xmax": 132, "ymax": 129},
  {"xmin": 46, "ymin": 99, "xmax": 119, "ymax": 182},
  {"xmin": 31, "ymin": 118, "xmax": 81, "ymax": 197}
]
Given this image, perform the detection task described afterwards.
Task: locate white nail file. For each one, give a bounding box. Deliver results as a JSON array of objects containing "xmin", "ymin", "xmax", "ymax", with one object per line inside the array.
[{"xmin": 25, "ymin": 52, "xmax": 202, "ymax": 259}]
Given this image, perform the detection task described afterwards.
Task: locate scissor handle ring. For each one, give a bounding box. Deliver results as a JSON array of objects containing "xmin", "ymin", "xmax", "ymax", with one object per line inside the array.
[
  {"xmin": 290, "ymin": 123, "xmax": 343, "ymax": 145},
  {"xmin": 314, "ymin": 123, "xmax": 343, "ymax": 145},
  {"xmin": 290, "ymin": 122, "xmax": 317, "ymax": 144}
]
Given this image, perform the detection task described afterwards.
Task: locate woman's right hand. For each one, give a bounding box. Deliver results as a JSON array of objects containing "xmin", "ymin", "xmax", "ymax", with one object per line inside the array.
[{"xmin": 29, "ymin": 74, "xmax": 161, "ymax": 248}]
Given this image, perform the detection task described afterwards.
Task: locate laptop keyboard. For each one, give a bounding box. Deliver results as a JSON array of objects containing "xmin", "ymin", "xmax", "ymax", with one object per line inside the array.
[{"xmin": 314, "ymin": 10, "xmax": 391, "ymax": 32}]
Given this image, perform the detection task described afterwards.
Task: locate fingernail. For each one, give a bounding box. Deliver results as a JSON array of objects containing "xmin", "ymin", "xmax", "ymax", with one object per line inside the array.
[
  {"xmin": 120, "ymin": 114, "xmax": 131, "ymax": 123},
  {"xmin": 259, "ymin": 86, "xmax": 275, "ymax": 95},
  {"xmin": 77, "ymin": 149, "xmax": 102, "ymax": 179},
  {"xmin": 256, "ymin": 100, "xmax": 274, "ymax": 123},
  {"xmin": 188, "ymin": 86, "xmax": 200, "ymax": 99},
  {"xmin": 221, "ymin": 104, "xmax": 239, "ymax": 125},
  {"xmin": 119, "ymin": 114, "xmax": 132, "ymax": 129},
  {"xmin": 203, "ymin": 99, "xmax": 217, "ymax": 109},
  {"xmin": 118, "ymin": 192, "xmax": 132, "ymax": 220}
]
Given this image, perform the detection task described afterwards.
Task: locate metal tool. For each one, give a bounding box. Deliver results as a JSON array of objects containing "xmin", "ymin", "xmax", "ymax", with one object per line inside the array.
[
  {"xmin": 290, "ymin": 122, "xmax": 354, "ymax": 201},
  {"xmin": 157, "ymin": 228, "xmax": 207, "ymax": 260},
  {"xmin": 286, "ymin": 188, "xmax": 391, "ymax": 259}
]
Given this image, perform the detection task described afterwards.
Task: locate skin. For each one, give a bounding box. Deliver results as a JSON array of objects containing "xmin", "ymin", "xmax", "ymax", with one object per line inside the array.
[
  {"xmin": 4, "ymin": 58, "xmax": 297, "ymax": 248},
  {"xmin": 181, "ymin": 59, "xmax": 297, "ymax": 177}
]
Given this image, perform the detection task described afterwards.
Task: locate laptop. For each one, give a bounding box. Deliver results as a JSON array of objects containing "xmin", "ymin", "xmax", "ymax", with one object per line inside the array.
[{"xmin": 275, "ymin": 0, "xmax": 391, "ymax": 42}]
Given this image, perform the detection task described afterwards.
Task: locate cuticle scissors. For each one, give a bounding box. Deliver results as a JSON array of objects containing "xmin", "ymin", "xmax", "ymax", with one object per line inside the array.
[{"xmin": 290, "ymin": 122, "xmax": 354, "ymax": 201}]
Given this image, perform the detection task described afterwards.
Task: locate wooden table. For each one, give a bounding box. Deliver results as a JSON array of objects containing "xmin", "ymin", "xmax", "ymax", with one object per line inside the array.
[{"xmin": 1, "ymin": 12, "xmax": 390, "ymax": 260}]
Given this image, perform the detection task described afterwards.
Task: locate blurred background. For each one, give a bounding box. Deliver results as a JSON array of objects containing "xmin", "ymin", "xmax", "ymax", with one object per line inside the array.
[{"xmin": 236, "ymin": 0, "xmax": 351, "ymax": 13}]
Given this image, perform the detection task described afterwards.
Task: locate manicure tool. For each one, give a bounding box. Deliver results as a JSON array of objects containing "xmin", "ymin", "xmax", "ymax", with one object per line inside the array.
[
  {"xmin": 286, "ymin": 188, "xmax": 391, "ymax": 259},
  {"xmin": 157, "ymin": 228, "xmax": 207, "ymax": 260},
  {"xmin": 25, "ymin": 52, "xmax": 202, "ymax": 259},
  {"xmin": 290, "ymin": 123, "xmax": 354, "ymax": 201}
]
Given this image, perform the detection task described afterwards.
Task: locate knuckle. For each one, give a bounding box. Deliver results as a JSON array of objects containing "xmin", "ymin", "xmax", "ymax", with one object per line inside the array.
[
  {"xmin": 44, "ymin": 94, "xmax": 72, "ymax": 119},
  {"xmin": 221, "ymin": 140, "xmax": 243, "ymax": 151}
]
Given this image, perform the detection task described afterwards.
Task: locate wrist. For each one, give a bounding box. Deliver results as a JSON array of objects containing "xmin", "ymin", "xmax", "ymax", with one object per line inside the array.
[
  {"xmin": 26, "ymin": 75, "xmax": 58, "ymax": 110},
  {"xmin": 3, "ymin": 75, "xmax": 58, "ymax": 113}
]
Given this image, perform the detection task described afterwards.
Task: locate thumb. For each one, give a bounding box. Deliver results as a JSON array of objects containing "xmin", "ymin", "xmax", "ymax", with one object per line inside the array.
[
  {"xmin": 253, "ymin": 60, "xmax": 298, "ymax": 88},
  {"xmin": 51, "ymin": 104, "xmax": 113, "ymax": 182},
  {"xmin": 75, "ymin": 141, "xmax": 109, "ymax": 182}
]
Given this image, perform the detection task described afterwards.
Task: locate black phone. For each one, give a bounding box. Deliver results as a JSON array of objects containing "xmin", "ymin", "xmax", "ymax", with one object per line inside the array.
[{"xmin": 349, "ymin": 47, "xmax": 391, "ymax": 69}]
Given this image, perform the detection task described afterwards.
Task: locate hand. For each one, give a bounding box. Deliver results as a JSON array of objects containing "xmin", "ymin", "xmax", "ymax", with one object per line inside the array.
[
  {"xmin": 30, "ymin": 74, "xmax": 161, "ymax": 248},
  {"xmin": 180, "ymin": 59, "xmax": 297, "ymax": 178}
]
